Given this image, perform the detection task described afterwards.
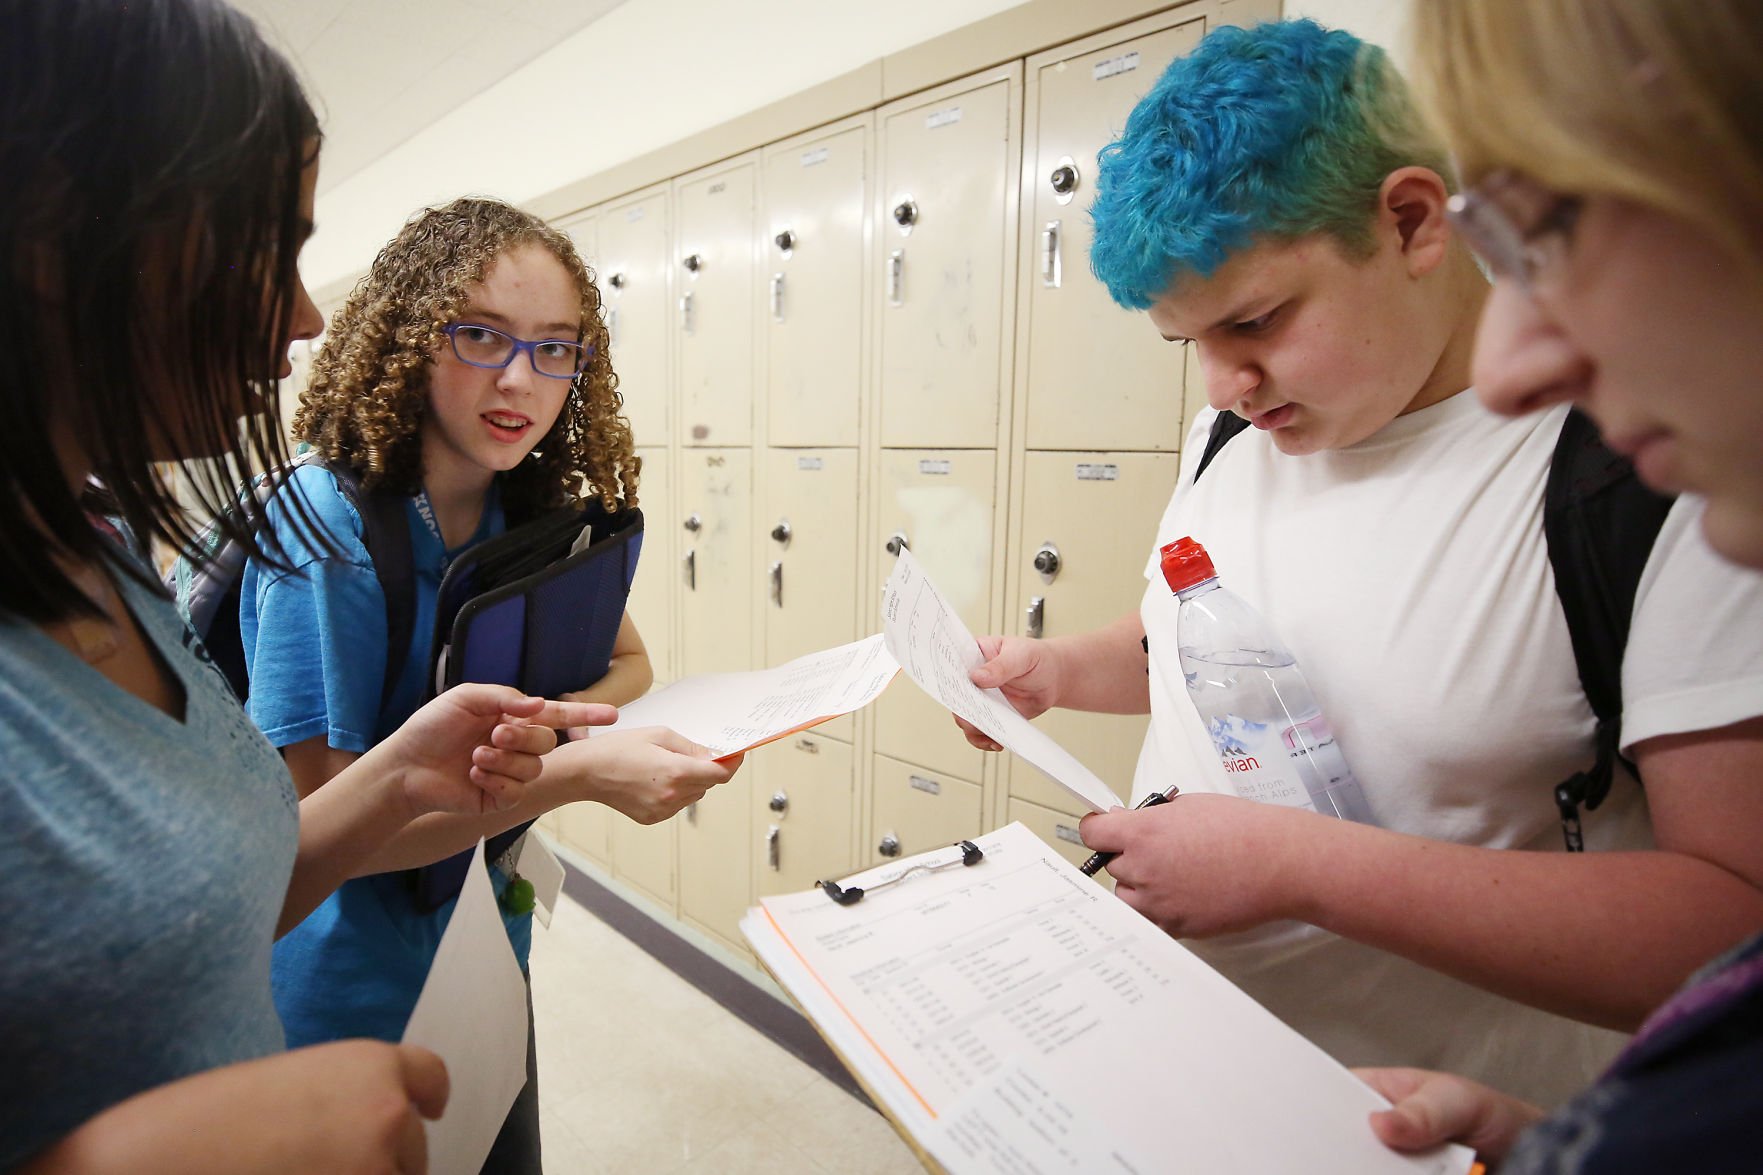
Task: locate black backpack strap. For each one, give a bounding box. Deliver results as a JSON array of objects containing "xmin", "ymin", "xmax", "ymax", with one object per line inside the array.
[
  {"xmin": 1193, "ymin": 410, "xmax": 1251, "ymax": 484},
  {"xmin": 323, "ymin": 462, "xmax": 416, "ymax": 714},
  {"xmin": 1142, "ymin": 411, "xmax": 1253, "ymax": 663},
  {"xmin": 1543, "ymin": 408, "xmax": 1675, "ymax": 851}
]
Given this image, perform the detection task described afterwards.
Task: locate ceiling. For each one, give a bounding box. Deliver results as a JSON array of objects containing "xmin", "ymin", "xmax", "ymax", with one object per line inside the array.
[{"xmin": 231, "ymin": 0, "xmax": 630, "ymax": 196}]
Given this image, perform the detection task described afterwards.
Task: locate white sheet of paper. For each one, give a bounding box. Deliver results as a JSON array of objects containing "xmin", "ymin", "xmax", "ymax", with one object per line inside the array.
[
  {"xmin": 743, "ymin": 823, "xmax": 1474, "ymax": 1175},
  {"xmin": 880, "ymin": 549, "xmax": 1119, "ymax": 813},
  {"xmin": 401, "ymin": 840, "xmax": 529, "ymax": 1175},
  {"xmin": 594, "ymin": 634, "xmax": 899, "ymax": 757}
]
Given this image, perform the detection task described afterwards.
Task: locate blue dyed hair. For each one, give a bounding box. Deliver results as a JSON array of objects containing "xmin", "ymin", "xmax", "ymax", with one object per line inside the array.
[{"xmin": 1089, "ymin": 19, "xmax": 1452, "ymax": 309}]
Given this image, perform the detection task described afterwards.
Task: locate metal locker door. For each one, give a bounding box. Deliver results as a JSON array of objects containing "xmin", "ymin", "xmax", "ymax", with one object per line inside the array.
[
  {"xmin": 877, "ymin": 76, "xmax": 1013, "ymax": 449},
  {"xmin": 1024, "ymin": 21, "xmax": 1204, "ymax": 453},
  {"xmin": 676, "ymin": 161, "xmax": 756, "ymax": 447},
  {"xmin": 678, "ymin": 768, "xmax": 753, "ymax": 951},
  {"xmin": 611, "ymin": 807, "xmax": 676, "ymax": 909},
  {"xmin": 596, "ymin": 189, "xmax": 670, "ymax": 449},
  {"xmin": 677, "ymin": 448, "xmax": 753, "ymax": 677},
  {"xmin": 869, "ymin": 756, "xmax": 985, "ymax": 867},
  {"xmin": 762, "ymin": 448, "xmax": 860, "ymax": 663},
  {"xmin": 753, "ymin": 732, "xmax": 855, "ymax": 898},
  {"xmin": 871, "ymin": 449, "xmax": 995, "ymax": 781},
  {"xmin": 553, "ymin": 801, "xmax": 611, "ymax": 869},
  {"xmin": 625, "ymin": 445, "xmax": 673, "ymax": 685},
  {"xmin": 1007, "ymin": 451, "xmax": 1178, "ymax": 812},
  {"xmin": 764, "ymin": 124, "xmax": 867, "ymax": 448},
  {"xmin": 1007, "ymin": 796, "xmax": 1104, "ymax": 877}
]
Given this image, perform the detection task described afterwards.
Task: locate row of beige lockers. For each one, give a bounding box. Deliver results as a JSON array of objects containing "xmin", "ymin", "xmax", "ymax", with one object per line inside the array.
[{"xmin": 532, "ymin": 3, "xmax": 1227, "ymax": 957}]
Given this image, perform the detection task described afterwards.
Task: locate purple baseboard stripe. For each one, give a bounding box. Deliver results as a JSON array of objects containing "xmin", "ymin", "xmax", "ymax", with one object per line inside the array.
[{"xmin": 558, "ymin": 860, "xmax": 873, "ymax": 1108}]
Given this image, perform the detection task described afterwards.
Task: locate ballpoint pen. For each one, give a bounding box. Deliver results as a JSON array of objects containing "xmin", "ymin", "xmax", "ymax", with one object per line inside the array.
[{"xmin": 1078, "ymin": 786, "xmax": 1178, "ymax": 876}]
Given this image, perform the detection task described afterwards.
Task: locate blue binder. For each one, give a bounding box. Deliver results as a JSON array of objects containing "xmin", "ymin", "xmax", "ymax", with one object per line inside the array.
[{"xmin": 412, "ymin": 502, "xmax": 644, "ymax": 911}]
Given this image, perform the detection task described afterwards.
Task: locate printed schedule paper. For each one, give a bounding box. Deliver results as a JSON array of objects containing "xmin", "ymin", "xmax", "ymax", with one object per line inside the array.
[
  {"xmin": 594, "ymin": 634, "xmax": 899, "ymax": 757},
  {"xmin": 742, "ymin": 823, "xmax": 1474, "ymax": 1175},
  {"xmin": 881, "ymin": 549, "xmax": 1119, "ymax": 812}
]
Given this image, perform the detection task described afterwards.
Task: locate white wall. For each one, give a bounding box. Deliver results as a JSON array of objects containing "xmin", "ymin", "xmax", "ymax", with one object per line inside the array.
[
  {"xmin": 1283, "ymin": 0, "xmax": 1411, "ymax": 59},
  {"xmin": 306, "ymin": 0, "xmax": 1025, "ymax": 292}
]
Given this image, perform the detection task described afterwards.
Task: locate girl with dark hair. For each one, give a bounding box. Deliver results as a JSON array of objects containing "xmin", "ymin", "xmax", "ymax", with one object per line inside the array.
[
  {"xmin": 245, "ymin": 198, "xmax": 738, "ymax": 1173},
  {"xmin": 0, "ymin": 1, "xmax": 598, "ymax": 1169}
]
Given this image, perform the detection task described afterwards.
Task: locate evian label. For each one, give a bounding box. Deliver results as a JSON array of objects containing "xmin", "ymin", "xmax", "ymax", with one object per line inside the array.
[{"xmin": 1204, "ymin": 714, "xmax": 1314, "ymax": 811}]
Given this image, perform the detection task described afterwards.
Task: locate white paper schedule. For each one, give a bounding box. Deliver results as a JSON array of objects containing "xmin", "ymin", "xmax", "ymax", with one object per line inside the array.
[{"xmin": 881, "ymin": 549, "xmax": 1119, "ymax": 813}]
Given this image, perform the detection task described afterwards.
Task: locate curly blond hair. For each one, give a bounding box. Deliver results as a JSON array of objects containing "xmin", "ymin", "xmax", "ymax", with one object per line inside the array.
[{"xmin": 294, "ymin": 196, "xmax": 637, "ymax": 518}]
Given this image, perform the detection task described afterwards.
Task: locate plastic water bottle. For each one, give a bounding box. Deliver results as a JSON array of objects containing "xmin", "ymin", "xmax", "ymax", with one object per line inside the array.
[{"xmin": 1162, "ymin": 536, "xmax": 1376, "ymax": 824}]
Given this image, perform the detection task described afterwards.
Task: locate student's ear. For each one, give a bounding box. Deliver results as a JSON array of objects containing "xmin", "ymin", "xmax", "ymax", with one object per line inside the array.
[{"xmin": 1378, "ymin": 166, "xmax": 1454, "ymax": 279}]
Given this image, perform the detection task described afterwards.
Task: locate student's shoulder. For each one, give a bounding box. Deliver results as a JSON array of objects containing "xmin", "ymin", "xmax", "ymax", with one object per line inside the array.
[{"xmin": 256, "ymin": 460, "xmax": 376, "ymax": 567}]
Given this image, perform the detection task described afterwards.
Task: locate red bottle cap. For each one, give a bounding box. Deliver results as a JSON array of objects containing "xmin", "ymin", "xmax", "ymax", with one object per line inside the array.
[{"xmin": 1160, "ymin": 536, "xmax": 1216, "ymax": 593}]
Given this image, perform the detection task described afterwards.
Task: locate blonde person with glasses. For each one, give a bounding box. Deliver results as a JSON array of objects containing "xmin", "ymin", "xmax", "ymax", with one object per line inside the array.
[
  {"xmin": 240, "ymin": 198, "xmax": 741, "ymax": 1173},
  {"xmin": 1355, "ymin": 2, "xmax": 1763, "ymax": 1170}
]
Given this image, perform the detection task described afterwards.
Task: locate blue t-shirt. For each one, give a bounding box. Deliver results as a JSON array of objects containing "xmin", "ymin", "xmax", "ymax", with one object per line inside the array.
[
  {"xmin": 242, "ymin": 464, "xmax": 532, "ymax": 1047},
  {"xmin": 0, "ymin": 555, "xmax": 297, "ymax": 1169}
]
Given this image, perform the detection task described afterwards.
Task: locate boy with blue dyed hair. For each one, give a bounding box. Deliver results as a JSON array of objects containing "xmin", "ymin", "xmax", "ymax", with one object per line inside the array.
[{"xmin": 961, "ymin": 19, "xmax": 1763, "ymax": 1107}]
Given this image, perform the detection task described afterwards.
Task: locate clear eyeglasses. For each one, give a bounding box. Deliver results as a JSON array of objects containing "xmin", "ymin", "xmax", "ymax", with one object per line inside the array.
[
  {"xmin": 443, "ymin": 322, "xmax": 589, "ymax": 379},
  {"xmin": 1445, "ymin": 170, "xmax": 1583, "ymax": 292}
]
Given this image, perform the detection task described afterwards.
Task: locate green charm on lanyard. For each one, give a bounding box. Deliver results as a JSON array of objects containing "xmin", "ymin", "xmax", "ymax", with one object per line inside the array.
[{"xmin": 501, "ymin": 873, "xmax": 536, "ymax": 916}]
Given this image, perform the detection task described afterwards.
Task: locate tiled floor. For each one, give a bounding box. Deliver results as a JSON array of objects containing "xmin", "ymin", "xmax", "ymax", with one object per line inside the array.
[{"xmin": 529, "ymin": 892, "xmax": 926, "ymax": 1174}]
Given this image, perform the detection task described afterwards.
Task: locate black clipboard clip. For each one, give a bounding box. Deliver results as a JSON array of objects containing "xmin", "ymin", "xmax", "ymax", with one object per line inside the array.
[{"xmin": 817, "ymin": 840, "xmax": 984, "ymax": 906}]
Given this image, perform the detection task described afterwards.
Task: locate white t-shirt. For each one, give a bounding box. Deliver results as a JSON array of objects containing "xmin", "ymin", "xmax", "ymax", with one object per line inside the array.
[{"xmin": 1133, "ymin": 392, "xmax": 1763, "ymax": 1107}]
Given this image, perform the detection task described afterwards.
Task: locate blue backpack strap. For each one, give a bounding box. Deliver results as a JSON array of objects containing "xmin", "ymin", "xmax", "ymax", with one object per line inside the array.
[
  {"xmin": 321, "ymin": 462, "xmax": 416, "ymax": 715},
  {"xmin": 1544, "ymin": 408, "xmax": 1675, "ymax": 850}
]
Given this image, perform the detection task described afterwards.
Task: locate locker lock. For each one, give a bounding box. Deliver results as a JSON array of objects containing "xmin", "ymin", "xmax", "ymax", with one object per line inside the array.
[
  {"xmin": 774, "ymin": 229, "xmax": 796, "ymax": 254},
  {"xmin": 1033, "ymin": 541, "xmax": 1062, "ymax": 584},
  {"xmin": 682, "ymin": 252, "xmax": 704, "ymax": 274},
  {"xmin": 683, "ymin": 513, "xmax": 702, "ymax": 533},
  {"xmin": 891, "ymin": 199, "xmax": 918, "ymax": 230},
  {"xmin": 769, "ymin": 791, "xmax": 789, "ymax": 814},
  {"xmin": 607, "ymin": 271, "xmax": 627, "ymax": 290},
  {"xmin": 770, "ymin": 519, "xmax": 792, "ymax": 546},
  {"xmin": 878, "ymin": 833, "xmax": 902, "ymax": 858},
  {"xmin": 885, "ymin": 531, "xmax": 909, "ymax": 556},
  {"xmin": 1049, "ymin": 161, "xmax": 1081, "ymax": 199}
]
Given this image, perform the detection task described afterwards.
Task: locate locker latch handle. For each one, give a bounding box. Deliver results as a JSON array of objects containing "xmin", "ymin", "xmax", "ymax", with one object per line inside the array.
[
  {"xmin": 770, "ymin": 272, "xmax": 785, "ymax": 323},
  {"xmin": 1026, "ymin": 595, "xmax": 1045, "ymax": 639},
  {"xmin": 1041, "ymin": 220, "xmax": 1062, "ymax": 288},
  {"xmin": 887, "ymin": 249, "xmax": 905, "ymax": 307},
  {"xmin": 679, "ymin": 291, "xmax": 694, "ymax": 335},
  {"xmin": 767, "ymin": 824, "xmax": 781, "ymax": 871},
  {"xmin": 769, "ymin": 560, "xmax": 783, "ymax": 608},
  {"xmin": 683, "ymin": 548, "xmax": 696, "ymax": 591}
]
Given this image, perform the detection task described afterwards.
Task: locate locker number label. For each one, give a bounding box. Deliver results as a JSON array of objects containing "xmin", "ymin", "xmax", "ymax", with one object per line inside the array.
[
  {"xmin": 1054, "ymin": 823, "xmax": 1084, "ymax": 846},
  {"xmin": 800, "ymin": 146, "xmax": 830, "ymax": 168},
  {"xmin": 795, "ymin": 456, "xmax": 825, "ymax": 471},
  {"xmin": 918, "ymin": 459, "xmax": 953, "ymax": 475},
  {"xmin": 625, "ymin": 206, "xmax": 646, "ymax": 223},
  {"xmin": 925, "ymin": 105, "xmax": 963, "ymax": 130},
  {"xmin": 1075, "ymin": 463, "xmax": 1120, "ymax": 481},
  {"xmin": 909, "ymin": 775, "xmax": 942, "ymax": 796},
  {"xmin": 1093, "ymin": 51, "xmax": 1141, "ymax": 81}
]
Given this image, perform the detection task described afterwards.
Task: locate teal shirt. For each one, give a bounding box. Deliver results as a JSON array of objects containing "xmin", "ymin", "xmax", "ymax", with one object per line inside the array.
[
  {"xmin": 241, "ymin": 464, "xmax": 532, "ymax": 1047},
  {"xmin": 0, "ymin": 555, "xmax": 297, "ymax": 1168}
]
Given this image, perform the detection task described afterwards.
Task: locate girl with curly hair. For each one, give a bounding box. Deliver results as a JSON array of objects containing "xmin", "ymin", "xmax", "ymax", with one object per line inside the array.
[{"xmin": 242, "ymin": 197, "xmax": 739, "ymax": 1173}]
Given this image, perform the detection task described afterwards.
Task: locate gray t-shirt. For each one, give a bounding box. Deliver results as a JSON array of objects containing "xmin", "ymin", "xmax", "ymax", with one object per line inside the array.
[{"xmin": 0, "ymin": 559, "xmax": 297, "ymax": 1168}]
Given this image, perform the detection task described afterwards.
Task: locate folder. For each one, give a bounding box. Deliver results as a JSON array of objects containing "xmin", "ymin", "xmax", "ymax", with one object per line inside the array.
[
  {"xmin": 413, "ymin": 502, "xmax": 643, "ymax": 912},
  {"xmin": 742, "ymin": 823, "xmax": 1476, "ymax": 1175}
]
